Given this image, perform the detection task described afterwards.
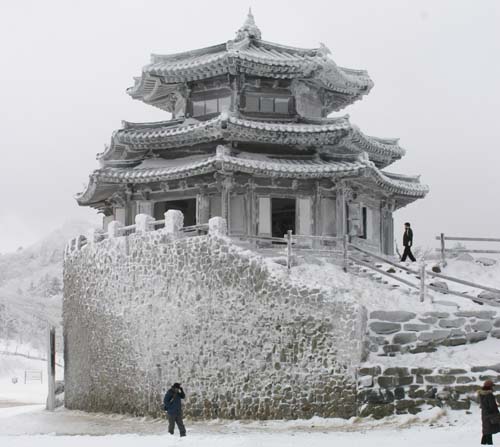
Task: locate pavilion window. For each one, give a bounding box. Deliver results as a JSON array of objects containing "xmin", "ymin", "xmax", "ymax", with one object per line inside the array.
[
  {"xmin": 243, "ymin": 95, "xmax": 291, "ymax": 114},
  {"xmin": 245, "ymin": 96, "xmax": 260, "ymax": 112},
  {"xmin": 274, "ymin": 97, "xmax": 289, "ymax": 114},
  {"xmin": 260, "ymin": 97, "xmax": 274, "ymax": 113},
  {"xmin": 191, "ymin": 96, "xmax": 231, "ymax": 117}
]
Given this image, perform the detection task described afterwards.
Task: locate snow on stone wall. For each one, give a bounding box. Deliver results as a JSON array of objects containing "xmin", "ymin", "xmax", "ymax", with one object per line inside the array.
[
  {"xmin": 357, "ymin": 364, "xmax": 500, "ymax": 418},
  {"xmin": 63, "ymin": 227, "xmax": 366, "ymax": 419},
  {"xmin": 367, "ymin": 310, "xmax": 499, "ymax": 356}
]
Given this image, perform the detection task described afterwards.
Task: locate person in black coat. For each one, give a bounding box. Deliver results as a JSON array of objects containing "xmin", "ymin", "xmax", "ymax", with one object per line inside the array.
[
  {"xmin": 401, "ymin": 222, "xmax": 416, "ymax": 262},
  {"xmin": 163, "ymin": 383, "xmax": 186, "ymax": 437},
  {"xmin": 478, "ymin": 380, "xmax": 500, "ymax": 445}
]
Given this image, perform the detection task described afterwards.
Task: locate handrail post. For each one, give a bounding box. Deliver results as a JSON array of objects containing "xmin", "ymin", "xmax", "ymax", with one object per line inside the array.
[
  {"xmin": 286, "ymin": 230, "xmax": 292, "ymax": 273},
  {"xmin": 343, "ymin": 234, "xmax": 349, "ymax": 273},
  {"xmin": 419, "ymin": 258, "xmax": 426, "ymax": 303},
  {"xmin": 440, "ymin": 233, "xmax": 447, "ymax": 267}
]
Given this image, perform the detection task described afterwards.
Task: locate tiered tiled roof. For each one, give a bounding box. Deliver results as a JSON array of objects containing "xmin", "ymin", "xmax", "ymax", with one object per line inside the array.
[
  {"xmin": 128, "ymin": 12, "xmax": 373, "ymax": 113},
  {"xmin": 77, "ymin": 147, "xmax": 429, "ymax": 207},
  {"xmin": 98, "ymin": 114, "xmax": 404, "ymax": 168}
]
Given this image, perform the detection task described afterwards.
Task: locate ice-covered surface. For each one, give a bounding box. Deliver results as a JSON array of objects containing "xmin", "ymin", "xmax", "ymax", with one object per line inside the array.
[
  {"xmin": 366, "ymin": 336, "xmax": 500, "ymax": 368},
  {"xmin": 265, "ymin": 256, "xmax": 500, "ymax": 312},
  {"xmin": 0, "ymin": 403, "xmax": 485, "ymax": 446}
]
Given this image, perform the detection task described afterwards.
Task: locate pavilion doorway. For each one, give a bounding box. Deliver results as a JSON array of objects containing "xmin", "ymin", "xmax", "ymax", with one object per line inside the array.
[
  {"xmin": 153, "ymin": 198, "xmax": 197, "ymax": 226},
  {"xmin": 271, "ymin": 198, "xmax": 296, "ymax": 238}
]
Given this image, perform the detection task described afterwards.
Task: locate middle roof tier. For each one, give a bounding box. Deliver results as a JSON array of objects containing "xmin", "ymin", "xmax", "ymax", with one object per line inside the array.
[{"xmin": 99, "ymin": 114, "xmax": 406, "ymax": 169}]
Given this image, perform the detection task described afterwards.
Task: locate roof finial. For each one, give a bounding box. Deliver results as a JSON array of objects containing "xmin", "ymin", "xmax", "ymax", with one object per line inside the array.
[{"xmin": 235, "ymin": 7, "xmax": 262, "ymax": 41}]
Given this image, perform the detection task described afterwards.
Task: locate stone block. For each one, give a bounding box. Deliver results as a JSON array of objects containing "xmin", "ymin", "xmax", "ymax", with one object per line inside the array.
[
  {"xmin": 456, "ymin": 376, "xmax": 474, "ymax": 384},
  {"xmin": 456, "ymin": 311, "xmax": 496, "ymax": 319},
  {"xmin": 409, "ymin": 345, "xmax": 437, "ymax": 354},
  {"xmin": 466, "ymin": 332, "xmax": 488, "ymax": 343},
  {"xmin": 384, "ymin": 367, "xmax": 410, "ymax": 376},
  {"xmin": 408, "ymin": 388, "xmax": 426, "ymax": 399},
  {"xmin": 423, "ymin": 312, "xmax": 449, "ymax": 318},
  {"xmin": 370, "ymin": 322, "xmax": 401, "ymax": 335},
  {"xmin": 360, "ymin": 403, "xmax": 394, "ymax": 419},
  {"xmin": 479, "ymin": 375, "xmax": 500, "ymax": 382},
  {"xmin": 393, "ymin": 332, "xmax": 417, "ymax": 345},
  {"xmin": 425, "ymin": 375, "xmax": 456, "ymax": 385},
  {"xmin": 419, "ymin": 316, "xmax": 438, "ymax": 324},
  {"xmin": 438, "ymin": 318, "xmax": 466, "ymax": 328},
  {"xmin": 450, "ymin": 328, "xmax": 466, "ymax": 337},
  {"xmin": 418, "ymin": 330, "xmax": 451, "ymax": 342},
  {"xmin": 438, "ymin": 368, "xmax": 467, "ymax": 375},
  {"xmin": 449, "ymin": 399, "xmax": 471, "ymax": 410},
  {"xmin": 370, "ymin": 311, "xmax": 416, "ymax": 322},
  {"xmin": 454, "ymin": 385, "xmax": 480, "ymax": 394},
  {"xmin": 381, "ymin": 345, "xmax": 401, "ymax": 355},
  {"xmin": 478, "ymin": 291, "xmax": 500, "ymax": 302},
  {"xmin": 394, "ymin": 387, "xmax": 405, "ymax": 400},
  {"xmin": 403, "ymin": 323, "xmax": 430, "ymax": 332},
  {"xmin": 359, "ymin": 366, "xmax": 382, "ymax": 376},
  {"xmin": 441, "ymin": 338, "xmax": 467, "ymax": 347},
  {"xmin": 471, "ymin": 321, "xmax": 493, "ymax": 332},
  {"xmin": 410, "ymin": 368, "xmax": 433, "ymax": 375},
  {"xmin": 378, "ymin": 376, "xmax": 413, "ymax": 388},
  {"xmin": 395, "ymin": 399, "xmax": 416, "ymax": 412}
]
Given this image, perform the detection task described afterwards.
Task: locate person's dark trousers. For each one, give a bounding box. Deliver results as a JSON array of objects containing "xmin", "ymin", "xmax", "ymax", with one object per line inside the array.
[
  {"xmin": 481, "ymin": 434, "xmax": 493, "ymax": 445},
  {"xmin": 401, "ymin": 246, "xmax": 416, "ymax": 262},
  {"xmin": 168, "ymin": 413, "xmax": 186, "ymax": 437}
]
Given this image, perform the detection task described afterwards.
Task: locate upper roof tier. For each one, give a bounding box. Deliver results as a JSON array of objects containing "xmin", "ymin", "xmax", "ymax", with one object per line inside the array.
[{"xmin": 128, "ymin": 10, "xmax": 373, "ymax": 114}]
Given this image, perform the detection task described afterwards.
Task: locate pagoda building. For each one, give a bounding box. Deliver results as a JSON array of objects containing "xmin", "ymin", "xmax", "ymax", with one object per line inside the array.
[{"xmin": 76, "ymin": 11, "xmax": 428, "ymax": 255}]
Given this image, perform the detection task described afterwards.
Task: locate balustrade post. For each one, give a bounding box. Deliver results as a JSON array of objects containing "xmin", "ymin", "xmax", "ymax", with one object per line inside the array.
[
  {"xmin": 343, "ymin": 234, "xmax": 349, "ymax": 273},
  {"xmin": 87, "ymin": 228, "xmax": 96, "ymax": 246},
  {"xmin": 286, "ymin": 230, "xmax": 292, "ymax": 273},
  {"xmin": 108, "ymin": 221, "xmax": 122, "ymax": 239},
  {"xmin": 135, "ymin": 214, "xmax": 154, "ymax": 233},
  {"xmin": 163, "ymin": 210, "xmax": 184, "ymax": 238},
  {"xmin": 419, "ymin": 259, "xmax": 426, "ymax": 303},
  {"xmin": 440, "ymin": 233, "xmax": 447, "ymax": 267},
  {"xmin": 208, "ymin": 217, "xmax": 228, "ymax": 237}
]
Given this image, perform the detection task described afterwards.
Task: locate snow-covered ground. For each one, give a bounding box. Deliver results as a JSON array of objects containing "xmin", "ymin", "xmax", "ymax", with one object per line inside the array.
[
  {"xmin": 270, "ymin": 255, "xmax": 500, "ymax": 313},
  {"xmin": 0, "ymin": 349, "xmax": 63, "ymax": 406},
  {"xmin": 0, "ymin": 403, "xmax": 487, "ymax": 446}
]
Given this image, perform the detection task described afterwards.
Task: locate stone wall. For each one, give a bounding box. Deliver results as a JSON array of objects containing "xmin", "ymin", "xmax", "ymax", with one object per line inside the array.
[
  {"xmin": 367, "ymin": 310, "xmax": 499, "ymax": 357},
  {"xmin": 63, "ymin": 219, "xmax": 366, "ymax": 419},
  {"xmin": 358, "ymin": 364, "xmax": 500, "ymax": 418}
]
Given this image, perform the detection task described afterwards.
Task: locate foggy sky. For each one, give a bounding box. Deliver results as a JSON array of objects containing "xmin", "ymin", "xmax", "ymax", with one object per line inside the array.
[{"xmin": 1, "ymin": 0, "xmax": 499, "ymax": 253}]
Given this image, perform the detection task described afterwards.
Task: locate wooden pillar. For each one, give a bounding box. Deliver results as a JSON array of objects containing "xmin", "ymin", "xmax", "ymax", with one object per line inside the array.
[
  {"xmin": 137, "ymin": 201, "xmax": 153, "ymax": 217},
  {"xmin": 46, "ymin": 327, "xmax": 56, "ymax": 411},
  {"xmin": 313, "ymin": 182, "xmax": 321, "ymax": 246},
  {"xmin": 197, "ymin": 191, "xmax": 210, "ymax": 224},
  {"xmin": 221, "ymin": 175, "xmax": 232, "ymax": 224},
  {"xmin": 381, "ymin": 201, "xmax": 395, "ymax": 256},
  {"xmin": 335, "ymin": 183, "xmax": 352, "ymax": 238}
]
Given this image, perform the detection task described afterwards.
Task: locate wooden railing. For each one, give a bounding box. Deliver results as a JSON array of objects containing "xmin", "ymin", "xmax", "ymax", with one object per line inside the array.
[
  {"xmin": 436, "ymin": 233, "xmax": 500, "ymax": 266},
  {"xmin": 351, "ymin": 242, "xmax": 500, "ymax": 307},
  {"xmin": 232, "ymin": 231, "xmax": 500, "ymax": 306}
]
